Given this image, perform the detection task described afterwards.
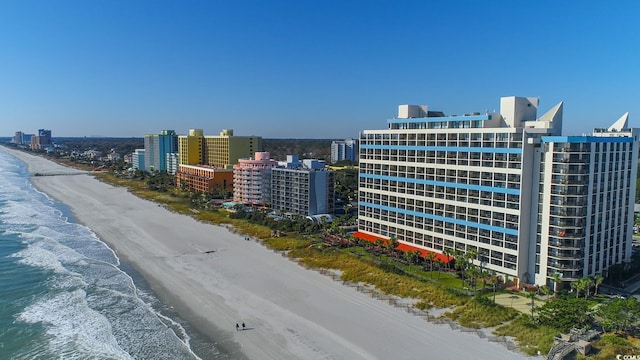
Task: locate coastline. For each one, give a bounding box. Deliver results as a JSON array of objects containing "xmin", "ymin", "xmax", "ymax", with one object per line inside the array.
[{"xmin": 2, "ymin": 146, "xmax": 530, "ymax": 360}]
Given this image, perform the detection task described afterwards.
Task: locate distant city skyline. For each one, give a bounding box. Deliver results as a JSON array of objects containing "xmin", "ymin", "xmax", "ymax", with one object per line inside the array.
[{"xmin": 1, "ymin": 1, "xmax": 639, "ymax": 138}]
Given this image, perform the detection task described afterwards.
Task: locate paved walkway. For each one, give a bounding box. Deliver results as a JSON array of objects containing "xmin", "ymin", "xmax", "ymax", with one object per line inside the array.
[{"xmin": 494, "ymin": 293, "xmax": 547, "ymax": 314}]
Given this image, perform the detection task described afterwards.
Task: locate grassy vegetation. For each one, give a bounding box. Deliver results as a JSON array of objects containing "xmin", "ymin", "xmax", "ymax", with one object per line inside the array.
[
  {"xmin": 495, "ymin": 315, "xmax": 558, "ymax": 356},
  {"xmin": 290, "ymin": 246, "xmax": 465, "ymax": 308},
  {"xmin": 444, "ymin": 297, "xmax": 519, "ymax": 328},
  {"xmin": 577, "ymin": 333, "xmax": 640, "ymax": 360}
]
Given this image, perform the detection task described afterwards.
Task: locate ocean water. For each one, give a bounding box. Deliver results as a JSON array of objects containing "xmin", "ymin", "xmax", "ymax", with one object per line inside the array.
[{"xmin": 0, "ymin": 151, "xmax": 228, "ymax": 359}]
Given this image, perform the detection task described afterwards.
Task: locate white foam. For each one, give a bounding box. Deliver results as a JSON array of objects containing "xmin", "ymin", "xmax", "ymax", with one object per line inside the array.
[
  {"xmin": 17, "ymin": 289, "xmax": 133, "ymax": 360},
  {"xmin": 1, "ymin": 152, "xmax": 201, "ymax": 359},
  {"xmin": 11, "ymin": 245, "xmax": 68, "ymax": 273}
]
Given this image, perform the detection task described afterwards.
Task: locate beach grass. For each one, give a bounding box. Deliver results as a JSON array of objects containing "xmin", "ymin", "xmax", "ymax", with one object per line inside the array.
[
  {"xmin": 264, "ymin": 236, "xmax": 313, "ymax": 251},
  {"xmin": 291, "ymin": 248, "xmax": 465, "ymax": 308},
  {"xmin": 443, "ymin": 296, "xmax": 519, "ymax": 328},
  {"xmin": 575, "ymin": 333, "xmax": 640, "ymax": 360},
  {"xmin": 494, "ymin": 315, "xmax": 557, "ymax": 355}
]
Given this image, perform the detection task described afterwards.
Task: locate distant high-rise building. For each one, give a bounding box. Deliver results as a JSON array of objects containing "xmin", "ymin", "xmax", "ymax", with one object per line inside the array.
[
  {"xmin": 30, "ymin": 129, "xmax": 52, "ymax": 150},
  {"xmin": 356, "ymin": 96, "xmax": 638, "ymax": 289},
  {"xmin": 204, "ymin": 129, "xmax": 262, "ymax": 169},
  {"xmin": 331, "ymin": 138, "xmax": 357, "ymax": 163},
  {"xmin": 144, "ymin": 130, "xmax": 178, "ymax": 172},
  {"xmin": 271, "ymin": 158, "xmax": 335, "ymax": 216},
  {"xmin": 12, "ymin": 131, "xmax": 23, "ymax": 145},
  {"xmin": 233, "ymin": 152, "xmax": 278, "ymax": 206},
  {"xmin": 132, "ymin": 149, "xmax": 145, "ymax": 170},
  {"xmin": 38, "ymin": 129, "xmax": 52, "ymax": 143},
  {"xmin": 178, "ymin": 129, "xmax": 263, "ymax": 169}
]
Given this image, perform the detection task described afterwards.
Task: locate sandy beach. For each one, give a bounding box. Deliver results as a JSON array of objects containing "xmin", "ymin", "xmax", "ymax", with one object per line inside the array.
[{"xmin": 3, "ymin": 147, "xmax": 531, "ymax": 360}]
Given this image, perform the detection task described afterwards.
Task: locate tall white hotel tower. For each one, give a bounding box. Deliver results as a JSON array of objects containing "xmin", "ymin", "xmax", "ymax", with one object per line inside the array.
[{"xmin": 357, "ymin": 96, "xmax": 638, "ymax": 287}]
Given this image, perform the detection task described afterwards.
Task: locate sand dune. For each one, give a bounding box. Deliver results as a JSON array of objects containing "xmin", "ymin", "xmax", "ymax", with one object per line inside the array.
[{"xmin": 3, "ymin": 147, "xmax": 531, "ymax": 360}]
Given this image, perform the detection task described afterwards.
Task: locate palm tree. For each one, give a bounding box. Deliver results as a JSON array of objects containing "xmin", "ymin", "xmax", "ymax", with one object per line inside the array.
[
  {"xmin": 462, "ymin": 249, "xmax": 478, "ymax": 288},
  {"xmin": 593, "ymin": 274, "xmax": 604, "ymax": 296},
  {"xmin": 425, "ymin": 252, "xmax": 437, "ymax": 277},
  {"xmin": 480, "ymin": 270, "xmax": 490, "ymax": 291},
  {"xmin": 385, "ymin": 237, "xmax": 399, "ymax": 256},
  {"xmin": 454, "ymin": 251, "xmax": 467, "ymax": 284},
  {"xmin": 490, "ymin": 276, "xmax": 499, "ymax": 303},
  {"xmin": 442, "ymin": 248, "xmax": 453, "ymax": 271},
  {"xmin": 435, "ymin": 259, "xmax": 444, "ymax": 279},
  {"xmin": 539, "ymin": 285, "xmax": 551, "ymax": 300},
  {"xmin": 572, "ymin": 279, "xmax": 586, "ymax": 299},
  {"xmin": 466, "ymin": 265, "xmax": 480, "ymax": 292},
  {"xmin": 551, "ymin": 272, "xmax": 562, "ymax": 298},
  {"xmin": 528, "ymin": 290, "xmax": 537, "ymax": 320},
  {"xmin": 466, "ymin": 248, "xmax": 478, "ymax": 265},
  {"xmin": 583, "ymin": 277, "xmax": 594, "ymax": 299},
  {"xmin": 404, "ymin": 250, "xmax": 420, "ymax": 265},
  {"xmin": 571, "ymin": 280, "xmax": 579, "ymax": 298}
]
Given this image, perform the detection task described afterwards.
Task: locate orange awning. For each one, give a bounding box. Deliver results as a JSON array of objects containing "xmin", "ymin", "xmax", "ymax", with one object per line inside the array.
[{"xmin": 352, "ymin": 231, "xmax": 452, "ymax": 264}]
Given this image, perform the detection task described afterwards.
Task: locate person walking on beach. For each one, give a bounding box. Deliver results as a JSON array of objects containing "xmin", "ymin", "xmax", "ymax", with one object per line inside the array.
[
  {"xmin": 242, "ymin": 322, "xmax": 245, "ymax": 330},
  {"xmin": 236, "ymin": 323, "xmax": 239, "ymax": 332}
]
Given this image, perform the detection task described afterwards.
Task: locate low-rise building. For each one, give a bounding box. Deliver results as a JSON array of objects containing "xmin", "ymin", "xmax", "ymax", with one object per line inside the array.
[{"xmin": 175, "ymin": 164, "xmax": 233, "ymax": 195}]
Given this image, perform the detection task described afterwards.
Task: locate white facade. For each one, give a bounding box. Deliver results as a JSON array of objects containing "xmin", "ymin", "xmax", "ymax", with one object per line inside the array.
[
  {"xmin": 271, "ymin": 158, "xmax": 335, "ymax": 216},
  {"xmin": 166, "ymin": 152, "xmax": 179, "ymax": 175},
  {"xmin": 331, "ymin": 138, "xmax": 357, "ymax": 163},
  {"xmin": 132, "ymin": 149, "xmax": 145, "ymax": 170},
  {"xmin": 358, "ymin": 96, "xmax": 638, "ymax": 287},
  {"xmin": 531, "ymin": 115, "xmax": 639, "ymax": 286}
]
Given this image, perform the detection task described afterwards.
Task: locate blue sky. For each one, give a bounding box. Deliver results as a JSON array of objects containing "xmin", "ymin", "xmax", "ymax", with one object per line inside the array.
[{"xmin": 1, "ymin": 0, "xmax": 638, "ymax": 138}]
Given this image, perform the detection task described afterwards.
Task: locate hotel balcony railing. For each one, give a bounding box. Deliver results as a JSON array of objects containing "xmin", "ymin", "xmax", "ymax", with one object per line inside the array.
[
  {"xmin": 547, "ymin": 260, "xmax": 584, "ymax": 271},
  {"xmin": 545, "ymin": 270, "xmax": 583, "ymax": 282},
  {"xmin": 549, "ymin": 219, "xmax": 584, "ymax": 227},
  {"xmin": 548, "ymin": 239, "xmax": 584, "ymax": 250},
  {"xmin": 549, "ymin": 230, "xmax": 585, "ymax": 239},
  {"xmin": 548, "ymin": 251, "xmax": 584, "ymax": 260},
  {"xmin": 549, "ymin": 208, "xmax": 586, "ymax": 217}
]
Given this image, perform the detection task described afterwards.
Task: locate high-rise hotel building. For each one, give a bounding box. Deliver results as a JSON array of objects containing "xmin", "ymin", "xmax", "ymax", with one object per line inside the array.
[
  {"xmin": 178, "ymin": 129, "xmax": 262, "ymax": 168},
  {"xmin": 144, "ymin": 130, "xmax": 178, "ymax": 172},
  {"xmin": 534, "ymin": 115, "xmax": 638, "ymax": 285},
  {"xmin": 357, "ymin": 96, "xmax": 638, "ymax": 287}
]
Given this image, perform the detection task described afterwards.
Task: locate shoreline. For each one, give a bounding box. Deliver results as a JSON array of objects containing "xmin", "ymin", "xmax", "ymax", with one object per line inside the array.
[{"xmin": 2, "ymin": 146, "xmax": 531, "ymax": 360}]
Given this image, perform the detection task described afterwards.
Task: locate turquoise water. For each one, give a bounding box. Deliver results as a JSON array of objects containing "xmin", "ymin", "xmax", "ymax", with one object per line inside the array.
[{"xmin": 0, "ymin": 151, "xmax": 227, "ymax": 359}]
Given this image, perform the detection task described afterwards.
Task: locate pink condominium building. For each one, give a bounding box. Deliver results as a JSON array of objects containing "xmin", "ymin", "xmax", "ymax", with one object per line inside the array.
[{"xmin": 233, "ymin": 152, "xmax": 278, "ymax": 206}]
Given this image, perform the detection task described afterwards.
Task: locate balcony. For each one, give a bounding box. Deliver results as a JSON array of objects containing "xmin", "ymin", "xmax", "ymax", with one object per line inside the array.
[
  {"xmin": 548, "ymin": 239, "xmax": 584, "ymax": 250},
  {"xmin": 547, "ymin": 260, "xmax": 584, "ymax": 271},
  {"xmin": 548, "ymin": 250, "xmax": 584, "ymax": 260}
]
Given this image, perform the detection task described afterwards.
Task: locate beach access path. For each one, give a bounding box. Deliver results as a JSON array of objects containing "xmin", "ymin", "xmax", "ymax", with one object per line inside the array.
[{"xmin": 3, "ymin": 147, "xmax": 530, "ymax": 360}]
